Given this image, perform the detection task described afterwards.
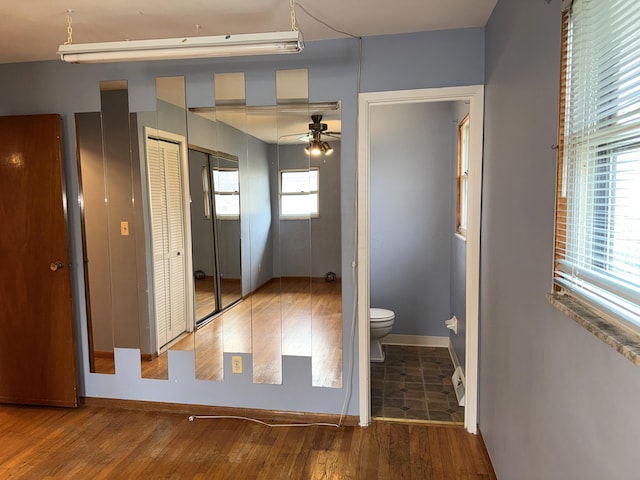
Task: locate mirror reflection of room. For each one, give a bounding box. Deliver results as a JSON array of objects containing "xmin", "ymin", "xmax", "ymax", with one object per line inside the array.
[
  {"xmin": 76, "ymin": 79, "xmax": 146, "ymax": 375},
  {"xmin": 76, "ymin": 68, "xmax": 343, "ymax": 388}
]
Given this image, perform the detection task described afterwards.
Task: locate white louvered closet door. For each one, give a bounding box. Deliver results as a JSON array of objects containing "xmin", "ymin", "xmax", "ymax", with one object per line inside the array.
[{"xmin": 147, "ymin": 137, "xmax": 187, "ymax": 349}]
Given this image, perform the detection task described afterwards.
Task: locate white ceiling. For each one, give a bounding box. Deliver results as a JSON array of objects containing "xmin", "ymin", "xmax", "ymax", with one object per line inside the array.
[{"xmin": 0, "ymin": 0, "xmax": 497, "ymax": 64}]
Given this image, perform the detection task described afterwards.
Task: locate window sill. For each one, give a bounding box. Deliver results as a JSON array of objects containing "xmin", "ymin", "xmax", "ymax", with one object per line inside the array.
[{"xmin": 546, "ymin": 292, "xmax": 640, "ymax": 368}]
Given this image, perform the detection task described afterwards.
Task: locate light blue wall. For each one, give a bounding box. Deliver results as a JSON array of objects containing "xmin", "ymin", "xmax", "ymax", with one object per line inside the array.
[
  {"xmin": 0, "ymin": 30, "xmax": 483, "ymax": 415},
  {"xmin": 370, "ymin": 101, "xmax": 454, "ymax": 337},
  {"xmin": 482, "ymin": 0, "xmax": 640, "ymax": 478},
  {"xmin": 360, "ymin": 29, "xmax": 484, "ymax": 92}
]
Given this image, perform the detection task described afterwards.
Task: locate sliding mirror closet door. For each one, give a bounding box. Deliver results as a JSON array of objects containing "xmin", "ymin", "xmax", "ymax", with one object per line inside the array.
[
  {"xmin": 188, "ymin": 147, "xmax": 218, "ymax": 324},
  {"xmin": 212, "ymin": 151, "xmax": 243, "ymax": 312}
]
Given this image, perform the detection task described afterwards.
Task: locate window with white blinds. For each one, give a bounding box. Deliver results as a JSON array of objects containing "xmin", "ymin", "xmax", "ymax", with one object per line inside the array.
[{"xmin": 555, "ymin": 0, "xmax": 640, "ymax": 327}]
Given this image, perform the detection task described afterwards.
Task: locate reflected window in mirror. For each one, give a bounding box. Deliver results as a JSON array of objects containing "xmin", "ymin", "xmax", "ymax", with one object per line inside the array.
[
  {"xmin": 212, "ymin": 167, "xmax": 240, "ymax": 218},
  {"xmin": 280, "ymin": 168, "xmax": 319, "ymax": 218}
]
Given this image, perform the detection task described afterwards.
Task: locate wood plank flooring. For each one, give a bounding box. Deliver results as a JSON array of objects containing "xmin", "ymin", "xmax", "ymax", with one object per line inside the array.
[
  {"xmin": 94, "ymin": 278, "xmax": 343, "ymax": 388},
  {"xmin": 0, "ymin": 403, "xmax": 496, "ymax": 479},
  {"xmin": 194, "ymin": 277, "xmax": 243, "ymax": 321}
]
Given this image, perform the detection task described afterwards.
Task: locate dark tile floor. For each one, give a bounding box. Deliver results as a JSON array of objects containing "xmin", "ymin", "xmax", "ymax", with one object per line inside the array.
[{"xmin": 370, "ymin": 345, "xmax": 464, "ymax": 423}]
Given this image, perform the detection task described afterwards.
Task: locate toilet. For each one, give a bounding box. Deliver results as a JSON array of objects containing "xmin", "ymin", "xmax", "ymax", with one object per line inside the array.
[{"xmin": 370, "ymin": 308, "xmax": 395, "ymax": 362}]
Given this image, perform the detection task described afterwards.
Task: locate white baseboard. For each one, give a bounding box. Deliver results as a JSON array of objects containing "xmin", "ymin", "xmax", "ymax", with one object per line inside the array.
[
  {"xmin": 382, "ymin": 334, "xmax": 449, "ymax": 348},
  {"xmin": 448, "ymin": 337, "xmax": 462, "ymax": 371}
]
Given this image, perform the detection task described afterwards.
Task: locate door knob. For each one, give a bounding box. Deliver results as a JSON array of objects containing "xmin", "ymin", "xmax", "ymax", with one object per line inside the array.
[{"xmin": 50, "ymin": 261, "xmax": 65, "ymax": 271}]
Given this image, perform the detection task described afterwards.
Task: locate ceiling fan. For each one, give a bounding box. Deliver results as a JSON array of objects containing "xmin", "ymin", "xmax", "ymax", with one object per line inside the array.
[{"xmin": 305, "ymin": 114, "xmax": 340, "ymax": 156}]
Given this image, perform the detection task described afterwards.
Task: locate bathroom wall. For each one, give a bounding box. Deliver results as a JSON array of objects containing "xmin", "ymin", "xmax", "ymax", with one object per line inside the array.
[
  {"xmin": 370, "ymin": 101, "xmax": 455, "ymax": 337},
  {"xmin": 450, "ymin": 100, "xmax": 469, "ymax": 369}
]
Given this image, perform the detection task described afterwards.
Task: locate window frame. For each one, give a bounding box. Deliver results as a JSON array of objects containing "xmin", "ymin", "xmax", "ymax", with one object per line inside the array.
[
  {"xmin": 457, "ymin": 114, "xmax": 470, "ymax": 238},
  {"xmin": 552, "ymin": 1, "xmax": 640, "ymax": 341},
  {"xmin": 279, "ymin": 167, "xmax": 320, "ymax": 220},
  {"xmin": 211, "ymin": 166, "xmax": 240, "ymax": 220}
]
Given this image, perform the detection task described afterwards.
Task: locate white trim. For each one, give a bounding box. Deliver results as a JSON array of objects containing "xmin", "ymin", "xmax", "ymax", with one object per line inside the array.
[
  {"xmin": 357, "ymin": 86, "xmax": 484, "ymax": 434},
  {"xmin": 448, "ymin": 337, "xmax": 462, "ymax": 371},
  {"xmin": 382, "ymin": 334, "xmax": 449, "ymax": 347}
]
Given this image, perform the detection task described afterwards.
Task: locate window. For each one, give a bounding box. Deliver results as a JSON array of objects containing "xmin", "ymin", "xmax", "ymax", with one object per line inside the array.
[
  {"xmin": 212, "ymin": 168, "xmax": 239, "ymax": 218},
  {"xmin": 201, "ymin": 166, "xmax": 211, "ymax": 219},
  {"xmin": 554, "ymin": 0, "xmax": 640, "ymax": 328},
  {"xmin": 457, "ymin": 115, "xmax": 470, "ymax": 237},
  {"xmin": 280, "ymin": 168, "xmax": 319, "ymax": 218}
]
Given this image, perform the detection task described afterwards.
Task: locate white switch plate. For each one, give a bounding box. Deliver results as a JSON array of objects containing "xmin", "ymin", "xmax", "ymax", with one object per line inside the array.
[{"xmin": 120, "ymin": 221, "xmax": 129, "ymax": 236}]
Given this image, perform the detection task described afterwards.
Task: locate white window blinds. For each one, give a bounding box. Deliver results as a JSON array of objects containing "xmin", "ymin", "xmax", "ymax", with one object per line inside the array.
[{"xmin": 555, "ymin": 0, "xmax": 640, "ymax": 327}]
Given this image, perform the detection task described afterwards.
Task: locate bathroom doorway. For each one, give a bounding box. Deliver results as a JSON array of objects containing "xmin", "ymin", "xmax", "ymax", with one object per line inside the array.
[{"xmin": 357, "ymin": 86, "xmax": 484, "ymax": 434}]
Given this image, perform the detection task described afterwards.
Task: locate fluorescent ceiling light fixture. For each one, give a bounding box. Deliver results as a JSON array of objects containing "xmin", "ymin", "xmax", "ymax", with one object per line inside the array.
[
  {"xmin": 190, "ymin": 102, "xmax": 340, "ymax": 115},
  {"xmin": 57, "ymin": 31, "xmax": 303, "ymax": 63}
]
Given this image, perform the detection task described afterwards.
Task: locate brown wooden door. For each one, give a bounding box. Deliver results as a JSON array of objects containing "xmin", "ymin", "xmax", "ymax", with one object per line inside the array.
[{"xmin": 0, "ymin": 114, "xmax": 78, "ymax": 407}]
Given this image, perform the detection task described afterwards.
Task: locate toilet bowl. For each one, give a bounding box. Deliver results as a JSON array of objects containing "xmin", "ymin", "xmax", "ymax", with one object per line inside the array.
[{"xmin": 370, "ymin": 308, "xmax": 395, "ymax": 362}]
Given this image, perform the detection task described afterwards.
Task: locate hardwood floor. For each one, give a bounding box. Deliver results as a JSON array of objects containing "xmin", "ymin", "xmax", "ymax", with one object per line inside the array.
[
  {"xmin": 94, "ymin": 278, "xmax": 343, "ymax": 388},
  {"xmin": 0, "ymin": 403, "xmax": 496, "ymax": 479},
  {"xmin": 194, "ymin": 277, "xmax": 243, "ymax": 321}
]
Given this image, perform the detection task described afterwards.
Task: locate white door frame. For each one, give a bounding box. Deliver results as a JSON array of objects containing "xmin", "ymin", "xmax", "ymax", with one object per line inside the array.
[
  {"xmin": 357, "ymin": 85, "xmax": 484, "ymax": 434},
  {"xmin": 144, "ymin": 127, "xmax": 195, "ymax": 353}
]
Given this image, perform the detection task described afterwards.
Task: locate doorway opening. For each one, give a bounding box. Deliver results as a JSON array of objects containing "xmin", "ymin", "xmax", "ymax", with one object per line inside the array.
[{"xmin": 357, "ymin": 86, "xmax": 484, "ymax": 434}]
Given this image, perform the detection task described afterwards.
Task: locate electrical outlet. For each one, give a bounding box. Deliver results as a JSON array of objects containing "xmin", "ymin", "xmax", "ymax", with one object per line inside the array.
[{"xmin": 231, "ymin": 355, "xmax": 242, "ymax": 374}]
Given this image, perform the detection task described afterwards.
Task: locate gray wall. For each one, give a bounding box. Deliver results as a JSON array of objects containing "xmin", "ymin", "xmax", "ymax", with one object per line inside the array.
[
  {"xmin": 245, "ymin": 135, "xmax": 274, "ymax": 291},
  {"xmin": 450, "ymin": 101, "xmax": 469, "ymax": 369},
  {"xmin": 370, "ymin": 101, "xmax": 454, "ymax": 337},
  {"xmin": 76, "ymin": 90, "xmax": 148, "ymax": 354},
  {"xmin": 270, "ymin": 143, "xmax": 342, "ymax": 279},
  {"xmin": 482, "ymin": 0, "xmax": 640, "ymax": 478},
  {"xmin": 0, "ymin": 29, "xmax": 483, "ymax": 415},
  {"xmin": 76, "ymin": 112, "xmax": 113, "ymax": 353}
]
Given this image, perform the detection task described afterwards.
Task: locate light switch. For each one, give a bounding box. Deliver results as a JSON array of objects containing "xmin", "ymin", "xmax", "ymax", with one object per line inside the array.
[{"xmin": 120, "ymin": 221, "xmax": 129, "ymax": 236}]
